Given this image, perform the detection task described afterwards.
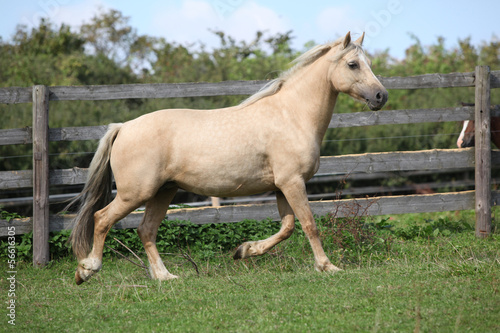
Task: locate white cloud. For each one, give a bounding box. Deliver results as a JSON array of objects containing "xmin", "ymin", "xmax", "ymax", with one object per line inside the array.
[
  {"xmin": 47, "ymin": 0, "xmax": 108, "ymax": 31},
  {"xmin": 226, "ymin": 1, "xmax": 291, "ymax": 40},
  {"xmin": 15, "ymin": 0, "xmax": 106, "ymax": 32},
  {"xmin": 316, "ymin": 6, "xmax": 364, "ymax": 39},
  {"xmin": 151, "ymin": 0, "xmax": 217, "ymax": 44},
  {"xmin": 151, "ymin": 0, "xmax": 291, "ymax": 47}
]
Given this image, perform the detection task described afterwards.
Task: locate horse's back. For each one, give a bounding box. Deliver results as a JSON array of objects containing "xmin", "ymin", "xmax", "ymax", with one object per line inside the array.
[{"xmin": 109, "ymin": 107, "xmax": 278, "ymax": 197}]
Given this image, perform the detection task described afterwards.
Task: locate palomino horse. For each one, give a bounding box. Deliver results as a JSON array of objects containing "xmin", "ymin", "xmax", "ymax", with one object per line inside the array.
[
  {"xmin": 68, "ymin": 32, "xmax": 388, "ymax": 285},
  {"xmin": 457, "ymin": 104, "xmax": 500, "ymax": 148}
]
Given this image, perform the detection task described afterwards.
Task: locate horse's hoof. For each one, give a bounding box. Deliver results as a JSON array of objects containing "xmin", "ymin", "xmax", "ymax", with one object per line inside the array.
[
  {"xmin": 234, "ymin": 242, "xmax": 262, "ymax": 259},
  {"xmin": 157, "ymin": 273, "xmax": 179, "ymax": 281},
  {"xmin": 75, "ymin": 270, "xmax": 85, "ymax": 285},
  {"xmin": 233, "ymin": 245, "xmax": 244, "ymax": 260},
  {"xmin": 315, "ymin": 262, "xmax": 342, "ymax": 273},
  {"xmin": 74, "ymin": 258, "xmax": 102, "ymax": 285}
]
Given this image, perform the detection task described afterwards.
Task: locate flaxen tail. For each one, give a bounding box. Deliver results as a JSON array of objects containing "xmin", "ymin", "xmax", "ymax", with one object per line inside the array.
[{"xmin": 66, "ymin": 123, "xmax": 122, "ymax": 261}]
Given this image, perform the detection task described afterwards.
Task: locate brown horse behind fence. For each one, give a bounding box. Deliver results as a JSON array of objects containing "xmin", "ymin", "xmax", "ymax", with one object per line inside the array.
[
  {"xmin": 457, "ymin": 103, "xmax": 500, "ymax": 148},
  {"xmin": 67, "ymin": 32, "xmax": 388, "ymax": 285}
]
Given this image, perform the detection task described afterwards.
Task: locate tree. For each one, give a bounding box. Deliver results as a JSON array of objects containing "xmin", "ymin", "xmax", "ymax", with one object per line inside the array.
[{"xmin": 80, "ymin": 8, "xmax": 157, "ymax": 74}]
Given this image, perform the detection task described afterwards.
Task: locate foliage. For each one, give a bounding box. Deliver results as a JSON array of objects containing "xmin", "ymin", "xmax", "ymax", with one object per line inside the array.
[
  {"xmin": 0, "ymin": 208, "xmax": 482, "ymax": 264},
  {"xmin": 0, "ymin": 208, "xmax": 24, "ymax": 221},
  {"xmin": 381, "ymin": 216, "xmax": 475, "ymax": 239},
  {"xmin": 0, "ymin": 215, "xmax": 281, "ymax": 262},
  {"xmin": 153, "ymin": 218, "xmax": 281, "ymax": 259}
]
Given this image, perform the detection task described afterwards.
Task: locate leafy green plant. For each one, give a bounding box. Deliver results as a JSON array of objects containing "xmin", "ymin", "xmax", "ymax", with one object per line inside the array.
[
  {"xmin": 0, "ymin": 216, "xmax": 282, "ymax": 262},
  {"xmin": 0, "ymin": 208, "xmax": 25, "ymax": 221},
  {"xmin": 16, "ymin": 232, "xmax": 33, "ymax": 259},
  {"xmin": 388, "ymin": 217, "xmax": 474, "ymax": 240},
  {"xmin": 49, "ymin": 229, "xmax": 72, "ymax": 258}
]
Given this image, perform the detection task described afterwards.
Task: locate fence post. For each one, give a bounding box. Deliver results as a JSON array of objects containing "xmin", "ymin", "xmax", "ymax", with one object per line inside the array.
[
  {"xmin": 474, "ymin": 66, "xmax": 491, "ymax": 238},
  {"xmin": 32, "ymin": 85, "xmax": 50, "ymax": 266}
]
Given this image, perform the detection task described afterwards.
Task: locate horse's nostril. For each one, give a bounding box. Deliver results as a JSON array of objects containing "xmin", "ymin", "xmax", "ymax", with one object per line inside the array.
[{"xmin": 376, "ymin": 92, "xmax": 382, "ymax": 101}]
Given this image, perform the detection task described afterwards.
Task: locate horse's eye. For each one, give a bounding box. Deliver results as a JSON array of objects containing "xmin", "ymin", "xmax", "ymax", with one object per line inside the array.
[{"xmin": 348, "ymin": 62, "xmax": 359, "ymax": 69}]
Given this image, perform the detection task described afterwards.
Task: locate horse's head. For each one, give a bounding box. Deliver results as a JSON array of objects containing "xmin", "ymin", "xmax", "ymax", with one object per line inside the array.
[
  {"xmin": 329, "ymin": 32, "xmax": 388, "ymax": 111},
  {"xmin": 457, "ymin": 120, "xmax": 475, "ymax": 148}
]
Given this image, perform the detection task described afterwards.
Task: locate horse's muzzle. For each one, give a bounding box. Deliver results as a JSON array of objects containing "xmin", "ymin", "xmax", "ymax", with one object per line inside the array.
[
  {"xmin": 367, "ymin": 89, "xmax": 388, "ymax": 111},
  {"xmin": 458, "ymin": 137, "xmax": 474, "ymax": 148}
]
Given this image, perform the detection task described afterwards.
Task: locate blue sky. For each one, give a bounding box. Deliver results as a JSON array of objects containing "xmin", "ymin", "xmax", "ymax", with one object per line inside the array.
[{"xmin": 1, "ymin": 0, "xmax": 499, "ymax": 60}]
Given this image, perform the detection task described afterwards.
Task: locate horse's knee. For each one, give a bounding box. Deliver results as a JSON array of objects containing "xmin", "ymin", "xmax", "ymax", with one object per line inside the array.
[
  {"xmin": 137, "ymin": 224, "xmax": 157, "ymax": 245},
  {"xmin": 301, "ymin": 222, "xmax": 319, "ymax": 238}
]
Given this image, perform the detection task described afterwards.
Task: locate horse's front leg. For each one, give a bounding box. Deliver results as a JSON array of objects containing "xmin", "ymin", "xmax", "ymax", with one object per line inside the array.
[
  {"xmin": 278, "ymin": 178, "xmax": 341, "ymax": 273},
  {"xmin": 233, "ymin": 191, "xmax": 295, "ymax": 259}
]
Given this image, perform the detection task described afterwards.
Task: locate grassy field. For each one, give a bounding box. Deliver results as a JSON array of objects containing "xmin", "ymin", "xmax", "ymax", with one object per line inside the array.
[{"xmin": 3, "ymin": 211, "xmax": 500, "ymax": 332}]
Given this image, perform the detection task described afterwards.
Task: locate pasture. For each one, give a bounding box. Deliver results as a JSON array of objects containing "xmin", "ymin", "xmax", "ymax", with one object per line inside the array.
[{"xmin": 6, "ymin": 211, "xmax": 500, "ymax": 332}]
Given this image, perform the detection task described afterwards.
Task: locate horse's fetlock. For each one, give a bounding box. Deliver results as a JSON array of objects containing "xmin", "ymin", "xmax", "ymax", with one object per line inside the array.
[{"xmin": 80, "ymin": 258, "xmax": 102, "ymax": 272}]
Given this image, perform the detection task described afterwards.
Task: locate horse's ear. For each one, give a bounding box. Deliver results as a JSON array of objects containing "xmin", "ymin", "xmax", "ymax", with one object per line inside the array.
[
  {"xmin": 342, "ymin": 31, "xmax": 351, "ymax": 49},
  {"xmin": 354, "ymin": 32, "xmax": 365, "ymax": 46}
]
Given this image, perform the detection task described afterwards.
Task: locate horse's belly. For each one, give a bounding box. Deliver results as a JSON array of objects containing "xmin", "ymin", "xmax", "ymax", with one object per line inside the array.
[
  {"xmin": 172, "ymin": 160, "xmax": 277, "ymax": 197},
  {"xmin": 180, "ymin": 181, "xmax": 277, "ymax": 197}
]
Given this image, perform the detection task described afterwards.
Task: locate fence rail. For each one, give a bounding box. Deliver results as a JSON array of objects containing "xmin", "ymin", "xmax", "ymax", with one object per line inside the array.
[
  {"xmin": 1, "ymin": 70, "xmax": 499, "ymax": 105},
  {"xmin": 3, "ymin": 190, "xmax": 500, "ymax": 237},
  {"xmin": 0, "ymin": 148, "xmax": 492, "ymax": 189},
  {"xmin": 0, "ymin": 68, "xmax": 498, "ymax": 265}
]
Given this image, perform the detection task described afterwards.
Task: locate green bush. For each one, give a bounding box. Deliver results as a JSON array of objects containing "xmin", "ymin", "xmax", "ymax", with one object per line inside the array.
[
  {"xmin": 0, "ymin": 217, "xmax": 281, "ymax": 262},
  {"xmin": 0, "ymin": 210, "xmax": 479, "ymax": 263}
]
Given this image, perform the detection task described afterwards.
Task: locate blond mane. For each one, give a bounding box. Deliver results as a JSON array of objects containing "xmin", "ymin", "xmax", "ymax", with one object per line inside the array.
[{"xmin": 240, "ymin": 36, "xmax": 363, "ymax": 107}]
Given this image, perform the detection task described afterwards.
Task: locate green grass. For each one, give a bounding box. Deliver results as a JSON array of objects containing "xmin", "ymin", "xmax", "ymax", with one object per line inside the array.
[{"xmin": 4, "ymin": 220, "xmax": 500, "ymax": 332}]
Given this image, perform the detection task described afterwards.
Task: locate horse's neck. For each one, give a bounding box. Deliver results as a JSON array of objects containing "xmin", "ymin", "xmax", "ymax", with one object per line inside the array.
[{"xmin": 273, "ymin": 56, "xmax": 338, "ymax": 142}]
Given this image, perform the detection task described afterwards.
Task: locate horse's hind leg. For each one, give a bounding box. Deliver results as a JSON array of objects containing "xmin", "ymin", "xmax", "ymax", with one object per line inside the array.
[
  {"xmin": 234, "ymin": 191, "xmax": 295, "ymax": 259},
  {"xmin": 76, "ymin": 195, "xmax": 140, "ymax": 284},
  {"xmin": 137, "ymin": 187, "xmax": 179, "ymax": 281}
]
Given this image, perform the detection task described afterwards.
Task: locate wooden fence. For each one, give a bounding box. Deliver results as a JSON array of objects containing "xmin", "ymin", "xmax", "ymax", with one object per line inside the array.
[{"xmin": 1, "ymin": 66, "xmax": 499, "ymax": 267}]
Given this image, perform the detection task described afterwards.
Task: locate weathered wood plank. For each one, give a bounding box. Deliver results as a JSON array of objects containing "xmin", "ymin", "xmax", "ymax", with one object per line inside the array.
[
  {"xmin": 0, "ymin": 86, "xmax": 31, "ymax": 104},
  {"xmin": 0, "ymin": 170, "xmax": 32, "ymax": 189},
  {"xmin": 49, "ymin": 167, "xmax": 89, "ymax": 186},
  {"xmin": 4, "ymin": 190, "xmax": 499, "ymax": 236},
  {"xmin": 40, "ymin": 71, "xmax": 500, "ymax": 101},
  {"xmin": 317, "ymin": 148, "xmax": 479, "ymax": 175},
  {"xmin": 379, "ymin": 70, "xmax": 500, "ymax": 89},
  {"xmin": 329, "ymin": 106, "xmax": 474, "ymax": 128},
  {"xmin": 474, "ymin": 66, "xmax": 492, "ymax": 238},
  {"xmin": 379, "ymin": 72, "xmax": 475, "ymax": 89},
  {"xmin": 0, "ymin": 127, "xmax": 32, "ymax": 145},
  {"xmin": 32, "ymin": 85, "xmax": 50, "ymax": 267},
  {"xmin": 0, "ymin": 125, "xmax": 108, "ymax": 145},
  {"xmin": 3, "ymin": 105, "xmax": 498, "ymax": 145},
  {"xmin": 5, "ymin": 148, "xmax": 500, "ymax": 190},
  {"xmin": 49, "ymin": 125, "xmax": 108, "ymax": 142},
  {"xmin": 0, "ymin": 218, "xmax": 34, "ymax": 236},
  {"xmin": 491, "ymin": 71, "xmax": 500, "ymax": 88},
  {"xmin": 1, "ymin": 71, "xmax": 498, "ymax": 104},
  {"xmin": 48, "ymin": 80, "xmax": 268, "ymax": 101},
  {"xmin": 0, "ymin": 167, "xmax": 88, "ymax": 190}
]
